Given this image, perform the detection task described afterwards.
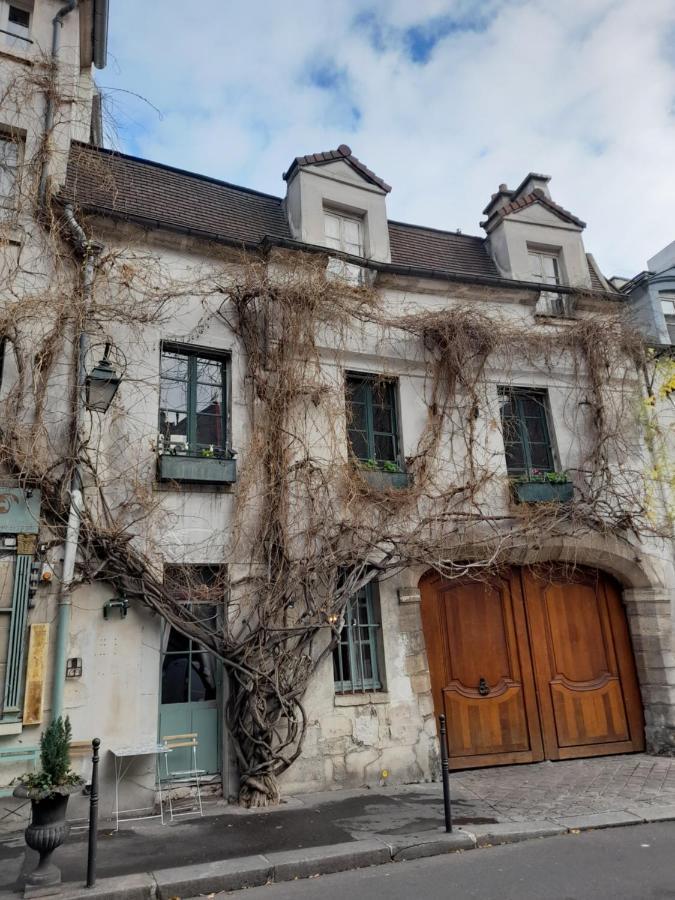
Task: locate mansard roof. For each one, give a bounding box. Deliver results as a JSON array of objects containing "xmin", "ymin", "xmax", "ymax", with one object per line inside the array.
[
  {"xmin": 62, "ymin": 143, "xmax": 610, "ymax": 290},
  {"xmin": 62, "ymin": 143, "xmax": 495, "ymax": 277}
]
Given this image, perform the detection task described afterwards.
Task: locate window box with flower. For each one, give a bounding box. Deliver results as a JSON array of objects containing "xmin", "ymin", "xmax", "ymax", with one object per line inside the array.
[
  {"xmin": 157, "ymin": 437, "xmax": 237, "ymax": 484},
  {"xmin": 512, "ymin": 469, "xmax": 573, "ymax": 504}
]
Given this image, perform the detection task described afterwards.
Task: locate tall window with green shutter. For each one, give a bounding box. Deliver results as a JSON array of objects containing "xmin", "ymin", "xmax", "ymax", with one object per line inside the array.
[
  {"xmin": 345, "ymin": 374, "xmax": 401, "ymax": 468},
  {"xmin": 159, "ymin": 345, "xmax": 229, "ymax": 456},
  {"xmin": 499, "ymin": 388, "xmax": 555, "ymax": 476},
  {"xmin": 333, "ymin": 582, "xmax": 383, "ymax": 694}
]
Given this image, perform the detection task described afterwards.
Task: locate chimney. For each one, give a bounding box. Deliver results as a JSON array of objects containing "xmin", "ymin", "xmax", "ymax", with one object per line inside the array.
[
  {"xmin": 482, "ymin": 183, "xmax": 513, "ymax": 218},
  {"xmin": 513, "ymin": 173, "xmax": 552, "ymax": 201}
]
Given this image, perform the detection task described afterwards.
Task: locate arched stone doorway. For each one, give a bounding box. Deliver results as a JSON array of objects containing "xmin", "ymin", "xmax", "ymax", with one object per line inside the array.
[{"xmin": 419, "ymin": 565, "xmax": 645, "ymax": 769}]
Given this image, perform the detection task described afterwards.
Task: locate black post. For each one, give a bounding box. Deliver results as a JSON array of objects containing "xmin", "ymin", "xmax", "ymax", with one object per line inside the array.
[
  {"xmin": 439, "ymin": 715, "xmax": 452, "ymax": 833},
  {"xmin": 86, "ymin": 738, "xmax": 100, "ymax": 888}
]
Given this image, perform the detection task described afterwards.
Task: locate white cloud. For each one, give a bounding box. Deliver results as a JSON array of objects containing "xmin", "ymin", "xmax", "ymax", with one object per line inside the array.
[{"xmin": 101, "ymin": 0, "xmax": 675, "ymax": 276}]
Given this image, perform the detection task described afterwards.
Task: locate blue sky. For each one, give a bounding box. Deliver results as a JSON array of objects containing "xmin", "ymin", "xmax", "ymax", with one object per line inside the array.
[{"xmin": 100, "ymin": 0, "xmax": 675, "ymax": 276}]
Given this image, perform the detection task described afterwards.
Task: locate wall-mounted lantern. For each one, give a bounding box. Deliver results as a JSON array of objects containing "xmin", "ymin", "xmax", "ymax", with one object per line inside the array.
[
  {"xmin": 103, "ymin": 596, "xmax": 128, "ymax": 619},
  {"xmin": 85, "ymin": 344, "xmax": 122, "ymax": 413}
]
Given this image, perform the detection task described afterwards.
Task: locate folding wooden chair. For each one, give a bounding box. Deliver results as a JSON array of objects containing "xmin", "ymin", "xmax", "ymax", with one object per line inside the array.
[{"xmin": 160, "ymin": 733, "xmax": 205, "ymax": 820}]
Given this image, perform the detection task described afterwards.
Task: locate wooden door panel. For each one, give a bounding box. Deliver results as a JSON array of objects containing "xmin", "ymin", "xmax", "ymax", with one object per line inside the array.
[
  {"xmin": 441, "ymin": 581, "xmax": 513, "ymax": 689},
  {"xmin": 443, "ymin": 683, "xmax": 530, "ymax": 757},
  {"xmin": 420, "ymin": 571, "xmax": 543, "ymax": 769},
  {"xmin": 550, "ymin": 676, "xmax": 630, "ymax": 747},
  {"xmin": 522, "ymin": 569, "xmax": 644, "ymax": 758},
  {"xmin": 540, "ymin": 581, "xmax": 618, "ymax": 681}
]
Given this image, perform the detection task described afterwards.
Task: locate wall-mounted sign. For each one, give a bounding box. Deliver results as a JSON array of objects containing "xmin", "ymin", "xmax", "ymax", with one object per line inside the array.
[{"xmin": 0, "ymin": 488, "xmax": 41, "ymax": 534}]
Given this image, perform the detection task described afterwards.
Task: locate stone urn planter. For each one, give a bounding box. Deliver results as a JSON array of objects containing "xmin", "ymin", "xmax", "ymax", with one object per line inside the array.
[
  {"xmin": 13, "ymin": 716, "xmax": 83, "ymax": 892},
  {"xmin": 13, "ymin": 783, "xmax": 82, "ymax": 890}
]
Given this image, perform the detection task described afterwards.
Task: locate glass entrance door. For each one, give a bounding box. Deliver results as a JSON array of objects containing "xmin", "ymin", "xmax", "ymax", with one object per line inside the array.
[{"xmin": 159, "ymin": 622, "xmax": 220, "ymax": 776}]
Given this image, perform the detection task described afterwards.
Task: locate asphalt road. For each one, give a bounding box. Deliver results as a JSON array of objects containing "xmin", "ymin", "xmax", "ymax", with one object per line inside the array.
[{"xmin": 225, "ymin": 822, "xmax": 675, "ymax": 900}]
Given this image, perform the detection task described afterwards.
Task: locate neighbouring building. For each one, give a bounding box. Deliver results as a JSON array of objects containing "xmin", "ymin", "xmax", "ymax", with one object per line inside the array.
[
  {"xmin": 0, "ymin": 1, "xmax": 673, "ymax": 827},
  {"xmin": 620, "ymin": 241, "xmax": 675, "ymax": 346}
]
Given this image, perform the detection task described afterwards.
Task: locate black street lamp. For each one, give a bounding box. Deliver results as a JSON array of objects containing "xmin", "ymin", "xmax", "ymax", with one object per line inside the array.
[{"xmin": 85, "ymin": 344, "xmax": 122, "ymax": 413}]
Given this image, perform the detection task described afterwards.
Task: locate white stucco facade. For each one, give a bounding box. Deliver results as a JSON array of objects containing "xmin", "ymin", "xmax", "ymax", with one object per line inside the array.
[{"xmin": 0, "ymin": 1, "xmax": 673, "ymax": 828}]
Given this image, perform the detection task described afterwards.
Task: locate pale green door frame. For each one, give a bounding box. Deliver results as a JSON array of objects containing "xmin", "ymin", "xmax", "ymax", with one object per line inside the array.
[{"xmin": 158, "ymin": 624, "xmax": 221, "ymax": 777}]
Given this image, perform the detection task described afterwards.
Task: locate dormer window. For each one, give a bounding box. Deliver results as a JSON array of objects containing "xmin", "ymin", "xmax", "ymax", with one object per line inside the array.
[
  {"xmin": 324, "ymin": 209, "xmax": 364, "ymax": 258},
  {"xmin": 529, "ymin": 249, "xmax": 562, "ymax": 287}
]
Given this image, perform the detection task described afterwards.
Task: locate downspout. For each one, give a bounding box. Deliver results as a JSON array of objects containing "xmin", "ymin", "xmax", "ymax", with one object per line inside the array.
[
  {"xmin": 51, "ymin": 204, "xmax": 100, "ymax": 719},
  {"xmin": 38, "ymin": 1, "xmax": 79, "ymax": 209}
]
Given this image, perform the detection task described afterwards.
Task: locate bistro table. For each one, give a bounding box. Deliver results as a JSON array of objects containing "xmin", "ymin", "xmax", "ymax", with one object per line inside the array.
[{"xmin": 110, "ymin": 743, "xmax": 172, "ymax": 830}]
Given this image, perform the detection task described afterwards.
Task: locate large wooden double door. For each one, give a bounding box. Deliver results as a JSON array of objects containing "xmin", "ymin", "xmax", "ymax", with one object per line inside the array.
[{"xmin": 420, "ymin": 567, "xmax": 644, "ymax": 769}]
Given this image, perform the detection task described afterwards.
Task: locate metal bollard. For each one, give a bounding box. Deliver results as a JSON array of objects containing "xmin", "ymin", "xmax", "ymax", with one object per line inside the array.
[
  {"xmin": 439, "ymin": 715, "xmax": 452, "ymax": 832},
  {"xmin": 86, "ymin": 738, "xmax": 100, "ymax": 888}
]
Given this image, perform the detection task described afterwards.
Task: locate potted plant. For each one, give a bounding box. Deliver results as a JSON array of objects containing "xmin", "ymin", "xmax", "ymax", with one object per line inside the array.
[
  {"xmin": 13, "ymin": 716, "xmax": 83, "ymax": 889},
  {"xmin": 357, "ymin": 458, "xmax": 411, "ymax": 490},
  {"xmin": 513, "ymin": 469, "xmax": 574, "ymax": 503}
]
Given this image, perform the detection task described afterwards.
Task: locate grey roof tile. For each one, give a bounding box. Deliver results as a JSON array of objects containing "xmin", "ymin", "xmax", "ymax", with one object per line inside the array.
[
  {"xmin": 388, "ymin": 221, "xmax": 498, "ymax": 278},
  {"xmin": 63, "ymin": 142, "xmax": 291, "ymax": 246}
]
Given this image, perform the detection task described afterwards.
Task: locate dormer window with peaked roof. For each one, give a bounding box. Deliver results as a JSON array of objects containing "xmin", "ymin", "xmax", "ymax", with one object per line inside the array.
[
  {"xmin": 283, "ymin": 144, "xmax": 392, "ymax": 264},
  {"xmin": 324, "ymin": 209, "xmax": 364, "ymax": 257},
  {"xmin": 481, "ymin": 172, "xmax": 598, "ymax": 291}
]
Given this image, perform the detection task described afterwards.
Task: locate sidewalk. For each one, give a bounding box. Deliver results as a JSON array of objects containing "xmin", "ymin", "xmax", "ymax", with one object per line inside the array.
[{"xmin": 1, "ymin": 754, "xmax": 674, "ymax": 898}]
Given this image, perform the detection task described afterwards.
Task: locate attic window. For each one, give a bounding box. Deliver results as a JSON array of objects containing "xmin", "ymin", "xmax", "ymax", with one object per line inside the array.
[
  {"xmin": 5, "ymin": 1, "xmax": 32, "ymax": 39},
  {"xmin": 8, "ymin": 5, "xmax": 30, "ymax": 28},
  {"xmin": 324, "ymin": 210, "xmax": 364, "ymax": 257},
  {"xmin": 529, "ymin": 249, "xmax": 562, "ymax": 287}
]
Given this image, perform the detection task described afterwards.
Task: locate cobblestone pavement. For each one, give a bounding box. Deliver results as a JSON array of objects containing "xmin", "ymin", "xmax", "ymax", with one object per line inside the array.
[{"xmin": 449, "ymin": 753, "xmax": 675, "ymax": 822}]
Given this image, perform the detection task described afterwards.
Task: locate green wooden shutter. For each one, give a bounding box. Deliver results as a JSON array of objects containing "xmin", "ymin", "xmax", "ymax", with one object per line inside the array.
[{"xmin": 2, "ymin": 554, "xmax": 32, "ymax": 715}]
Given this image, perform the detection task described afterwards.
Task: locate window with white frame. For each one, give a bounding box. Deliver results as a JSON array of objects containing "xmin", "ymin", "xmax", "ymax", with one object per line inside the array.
[
  {"xmin": 528, "ymin": 249, "xmax": 562, "ymax": 287},
  {"xmin": 1, "ymin": 1, "xmax": 33, "ymax": 45},
  {"xmin": 0, "ymin": 133, "xmax": 20, "ymax": 221},
  {"xmin": 660, "ymin": 293, "xmax": 675, "ymax": 344},
  {"xmin": 324, "ymin": 209, "xmax": 364, "ymax": 257}
]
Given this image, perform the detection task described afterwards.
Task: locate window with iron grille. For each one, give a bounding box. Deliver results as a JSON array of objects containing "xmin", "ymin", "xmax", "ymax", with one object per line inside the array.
[
  {"xmin": 0, "ymin": 133, "xmax": 20, "ymax": 220},
  {"xmin": 333, "ymin": 582, "xmax": 383, "ymax": 693},
  {"xmin": 499, "ymin": 388, "xmax": 555, "ymax": 476},
  {"xmin": 159, "ymin": 344, "xmax": 229, "ymax": 456},
  {"xmin": 345, "ymin": 374, "xmax": 401, "ymax": 467}
]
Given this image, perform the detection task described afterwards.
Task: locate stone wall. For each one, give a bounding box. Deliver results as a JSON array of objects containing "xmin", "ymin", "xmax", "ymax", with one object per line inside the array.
[
  {"xmin": 280, "ymin": 573, "xmax": 440, "ymax": 796},
  {"xmin": 624, "ymin": 588, "xmax": 675, "ymax": 755}
]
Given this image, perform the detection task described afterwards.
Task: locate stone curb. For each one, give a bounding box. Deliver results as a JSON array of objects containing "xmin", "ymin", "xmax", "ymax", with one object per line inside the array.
[
  {"xmin": 381, "ymin": 830, "xmax": 475, "ymax": 861},
  {"xmin": 4, "ymin": 810, "xmax": 674, "ymax": 900},
  {"xmin": 153, "ymin": 854, "xmax": 271, "ymax": 897},
  {"xmin": 461, "ymin": 822, "xmax": 567, "ymax": 847},
  {"xmin": 554, "ymin": 811, "xmax": 643, "ymax": 831},
  {"xmin": 265, "ymin": 839, "xmax": 391, "ymax": 882}
]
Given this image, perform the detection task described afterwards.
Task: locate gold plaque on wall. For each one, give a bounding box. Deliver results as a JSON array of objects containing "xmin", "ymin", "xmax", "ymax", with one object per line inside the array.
[{"xmin": 22, "ymin": 623, "xmax": 49, "ymax": 726}]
